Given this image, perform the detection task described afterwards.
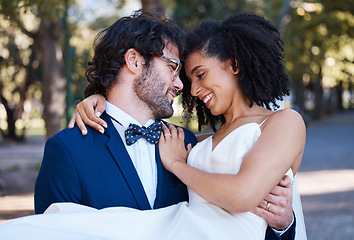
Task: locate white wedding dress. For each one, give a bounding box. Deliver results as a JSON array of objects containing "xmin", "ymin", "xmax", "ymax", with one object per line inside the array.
[{"xmin": 0, "ymin": 122, "xmax": 303, "ymax": 240}]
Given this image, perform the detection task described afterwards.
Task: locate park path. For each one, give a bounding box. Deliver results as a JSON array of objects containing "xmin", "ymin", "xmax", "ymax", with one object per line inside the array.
[
  {"xmin": 296, "ymin": 109, "xmax": 354, "ymax": 240},
  {"xmin": 0, "ymin": 109, "xmax": 353, "ymax": 239}
]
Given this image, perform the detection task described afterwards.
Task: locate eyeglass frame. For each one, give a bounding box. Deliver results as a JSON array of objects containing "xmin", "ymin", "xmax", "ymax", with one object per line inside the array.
[{"xmin": 159, "ymin": 55, "xmax": 181, "ymax": 81}]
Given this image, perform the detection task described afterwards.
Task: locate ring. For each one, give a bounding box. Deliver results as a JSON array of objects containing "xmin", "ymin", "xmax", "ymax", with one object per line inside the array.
[
  {"xmin": 164, "ymin": 134, "xmax": 172, "ymax": 137},
  {"xmin": 266, "ymin": 202, "xmax": 271, "ymax": 212}
]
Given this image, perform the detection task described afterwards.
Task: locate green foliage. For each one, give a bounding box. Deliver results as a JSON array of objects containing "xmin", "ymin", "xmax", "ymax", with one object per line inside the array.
[
  {"xmin": 171, "ymin": 0, "xmax": 245, "ymax": 31},
  {"xmin": 283, "ymin": 0, "xmax": 354, "ymax": 87},
  {"xmin": 1, "ymin": 0, "xmax": 353, "ymax": 139},
  {"xmin": 170, "ymin": 0, "xmax": 353, "ymax": 113},
  {"xmin": 0, "ymin": 0, "xmax": 70, "ymax": 25}
]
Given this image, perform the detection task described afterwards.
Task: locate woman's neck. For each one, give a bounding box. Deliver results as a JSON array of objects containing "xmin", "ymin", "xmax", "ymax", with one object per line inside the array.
[{"xmin": 222, "ymin": 104, "xmax": 270, "ymax": 129}]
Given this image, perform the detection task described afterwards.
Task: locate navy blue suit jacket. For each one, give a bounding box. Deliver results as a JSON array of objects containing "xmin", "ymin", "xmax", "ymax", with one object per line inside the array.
[
  {"xmin": 34, "ymin": 112, "xmax": 294, "ymax": 240},
  {"xmin": 35, "ymin": 112, "xmax": 197, "ymax": 213}
]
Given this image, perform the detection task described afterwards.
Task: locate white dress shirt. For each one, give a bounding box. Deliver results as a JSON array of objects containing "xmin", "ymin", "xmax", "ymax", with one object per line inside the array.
[{"xmin": 106, "ymin": 101, "xmax": 157, "ymax": 208}]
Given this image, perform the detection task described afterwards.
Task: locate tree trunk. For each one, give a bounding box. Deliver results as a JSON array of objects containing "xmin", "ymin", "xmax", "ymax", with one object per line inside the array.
[
  {"xmin": 0, "ymin": 95, "xmax": 17, "ymax": 140},
  {"xmin": 349, "ymin": 80, "xmax": 353, "ymax": 109},
  {"xmin": 0, "ymin": 59, "xmax": 21, "ymax": 141},
  {"xmin": 312, "ymin": 67, "xmax": 323, "ymax": 120},
  {"xmin": 276, "ymin": 0, "xmax": 292, "ymax": 34},
  {"xmin": 36, "ymin": 18, "xmax": 66, "ymax": 139},
  {"xmin": 335, "ymin": 81, "xmax": 343, "ymax": 112},
  {"xmin": 296, "ymin": 77, "xmax": 305, "ymax": 114}
]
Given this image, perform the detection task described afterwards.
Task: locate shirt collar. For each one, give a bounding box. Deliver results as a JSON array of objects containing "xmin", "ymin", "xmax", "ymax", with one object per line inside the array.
[{"xmin": 105, "ymin": 101, "xmax": 155, "ymax": 129}]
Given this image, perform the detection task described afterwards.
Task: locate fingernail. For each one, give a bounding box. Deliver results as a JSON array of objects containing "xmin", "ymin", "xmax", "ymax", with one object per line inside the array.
[
  {"xmin": 95, "ymin": 112, "xmax": 101, "ymax": 118},
  {"xmin": 99, "ymin": 129, "xmax": 104, "ymax": 134},
  {"xmin": 82, "ymin": 130, "xmax": 87, "ymax": 135},
  {"xmin": 103, "ymin": 122, "xmax": 107, "ymax": 128},
  {"xmin": 68, "ymin": 124, "xmax": 73, "ymax": 128}
]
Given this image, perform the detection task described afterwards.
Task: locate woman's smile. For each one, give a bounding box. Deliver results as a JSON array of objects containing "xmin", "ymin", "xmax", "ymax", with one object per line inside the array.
[{"xmin": 201, "ymin": 92, "xmax": 213, "ymax": 107}]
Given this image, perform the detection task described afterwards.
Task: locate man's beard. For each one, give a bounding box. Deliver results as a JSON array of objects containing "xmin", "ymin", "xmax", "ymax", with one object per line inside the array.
[{"xmin": 133, "ymin": 64, "xmax": 174, "ymax": 119}]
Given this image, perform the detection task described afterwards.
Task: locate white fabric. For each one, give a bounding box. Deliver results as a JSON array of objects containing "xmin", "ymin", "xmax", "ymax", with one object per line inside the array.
[
  {"xmin": 293, "ymin": 176, "xmax": 308, "ymax": 240},
  {"xmin": 0, "ymin": 121, "xmax": 305, "ymax": 240},
  {"xmin": 106, "ymin": 101, "xmax": 157, "ymax": 207},
  {"xmin": 273, "ymin": 104, "xmax": 307, "ymax": 239}
]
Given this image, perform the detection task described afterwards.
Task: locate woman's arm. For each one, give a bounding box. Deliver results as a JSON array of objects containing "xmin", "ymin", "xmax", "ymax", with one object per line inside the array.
[
  {"xmin": 159, "ymin": 109, "xmax": 306, "ymax": 214},
  {"xmin": 68, "ymin": 94, "xmax": 107, "ymax": 135}
]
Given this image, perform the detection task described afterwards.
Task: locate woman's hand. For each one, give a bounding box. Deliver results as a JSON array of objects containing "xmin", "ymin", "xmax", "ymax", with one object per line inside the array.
[
  {"xmin": 68, "ymin": 94, "xmax": 107, "ymax": 135},
  {"xmin": 158, "ymin": 123, "xmax": 192, "ymax": 173}
]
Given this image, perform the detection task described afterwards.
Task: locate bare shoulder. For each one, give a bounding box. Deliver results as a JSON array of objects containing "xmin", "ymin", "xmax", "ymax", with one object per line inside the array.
[
  {"xmin": 270, "ymin": 108, "xmax": 304, "ymax": 123},
  {"xmin": 264, "ymin": 109, "xmax": 306, "ymax": 133}
]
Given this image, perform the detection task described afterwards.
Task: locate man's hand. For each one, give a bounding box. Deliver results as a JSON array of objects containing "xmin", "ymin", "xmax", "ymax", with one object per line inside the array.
[{"xmin": 251, "ymin": 175, "xmax": 293, "ymax": 230}]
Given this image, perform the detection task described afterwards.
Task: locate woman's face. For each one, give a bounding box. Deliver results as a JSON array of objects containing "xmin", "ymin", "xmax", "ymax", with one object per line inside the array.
[{"xmin": 185, "ymin": 51, "xmax": 242, "ymax": 116}]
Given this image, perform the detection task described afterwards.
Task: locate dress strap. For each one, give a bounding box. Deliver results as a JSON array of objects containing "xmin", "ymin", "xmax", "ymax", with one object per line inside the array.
[{"xmin": 259, "ymin": 117, "xmax": 269, "ymax": 126}]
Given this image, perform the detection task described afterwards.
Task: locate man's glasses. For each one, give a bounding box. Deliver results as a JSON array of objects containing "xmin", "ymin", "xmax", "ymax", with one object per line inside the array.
[{"xmin": 159, "ymin": 55, "xmax": 181, "ymax": 81}]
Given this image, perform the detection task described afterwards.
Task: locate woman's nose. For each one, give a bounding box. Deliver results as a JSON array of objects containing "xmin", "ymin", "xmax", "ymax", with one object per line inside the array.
[{"xmin": 190, "ymin": 80, "xmax": 201, "ymax": 97}]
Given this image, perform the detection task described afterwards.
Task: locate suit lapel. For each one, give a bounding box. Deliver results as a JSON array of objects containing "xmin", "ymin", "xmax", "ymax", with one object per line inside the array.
[
  {"xmin": 102, "ymin": 112, "xmax": 151, "ymax": 210},
  {"xmin": 153, "ymin": 144, "xmax": 170, "ymax": 209}
]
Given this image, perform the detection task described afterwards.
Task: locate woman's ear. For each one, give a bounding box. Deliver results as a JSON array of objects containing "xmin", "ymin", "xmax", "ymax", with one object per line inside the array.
[
  {"xmin": 125, "ymin": 48, "xmax": 143, "ymax": 75},
  {"xmin": 229, "ymin": 58, "xmax": 239, "ymax": 75}
]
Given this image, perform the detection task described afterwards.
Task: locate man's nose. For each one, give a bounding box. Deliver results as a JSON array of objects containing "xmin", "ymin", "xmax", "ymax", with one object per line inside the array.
[{"xmin": 173, "ymin": 75, "xmax": 183, "ymax": 91}]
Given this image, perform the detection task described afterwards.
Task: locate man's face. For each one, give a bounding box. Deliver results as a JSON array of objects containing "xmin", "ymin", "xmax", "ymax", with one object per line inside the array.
[{"xmin": 133, "ymin": 43, "xmax": 183, "ymax": 119}]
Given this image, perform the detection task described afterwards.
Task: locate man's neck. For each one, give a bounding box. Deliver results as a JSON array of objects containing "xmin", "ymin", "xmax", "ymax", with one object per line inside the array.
[{"xmin": 107, "ymin": 87, "xmax": 155, "ymax": 125}]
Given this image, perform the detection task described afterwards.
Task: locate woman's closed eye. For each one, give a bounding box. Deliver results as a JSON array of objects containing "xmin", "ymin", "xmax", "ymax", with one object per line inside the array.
[{"xmin": 196, "ymin": 72, "xmax": 205, "ymax": 79}]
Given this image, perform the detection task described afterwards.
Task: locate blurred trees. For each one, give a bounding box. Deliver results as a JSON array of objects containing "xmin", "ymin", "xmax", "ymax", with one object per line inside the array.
[
  {"xmin": 0, "ymin": 0, "xmax": 117, "ymax": 140},
  {"xmin": 0, "ymin": 0, "xmax": 353, "ymax": 141},
  {"xmin": 0, "ymin": 0, "xmax": 67, "ymax": 139},
  {"xmin": 283, "ymin": 0, "xmax": 354, "ymax": 119},
  {"xmin": 169, "ymin": 0, "xmax": 354, "ymax": 120}
]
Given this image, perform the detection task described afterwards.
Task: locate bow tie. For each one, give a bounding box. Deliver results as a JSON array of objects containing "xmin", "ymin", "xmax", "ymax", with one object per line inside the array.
[{"xmin": 125, "ymin": 121, "xmax": 162, "ymax": 146}]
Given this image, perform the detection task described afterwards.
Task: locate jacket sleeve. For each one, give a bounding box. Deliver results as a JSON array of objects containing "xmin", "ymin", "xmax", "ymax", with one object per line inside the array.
[
  {"xmin": 34, "ymin": 136, "xmax": 81, "ymax": 214},
  {"xmin": 265, "ymin": 214, "xmax": 296, "ymax": 240}
]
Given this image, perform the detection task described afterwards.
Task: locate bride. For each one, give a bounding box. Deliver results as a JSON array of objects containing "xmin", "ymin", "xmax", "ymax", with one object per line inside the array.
[{"xmin": 0, "ymin": 13, "xmax": 306, "ymax": 240}]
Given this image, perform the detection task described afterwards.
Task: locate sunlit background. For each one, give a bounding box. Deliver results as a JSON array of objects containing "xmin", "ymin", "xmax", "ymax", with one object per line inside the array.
[
  {"xmin": 0, "ymin": 0, "xmax": 353, "ymax": 139},
  {"xmin": 0, "ymin": 1, "xmax": 353, "ymax": 239}
]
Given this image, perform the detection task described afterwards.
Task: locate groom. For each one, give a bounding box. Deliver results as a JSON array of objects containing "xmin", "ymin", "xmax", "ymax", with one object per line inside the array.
[{"xmin": 35, "ymin": 10, "xmax": 295, "ymax": 240}]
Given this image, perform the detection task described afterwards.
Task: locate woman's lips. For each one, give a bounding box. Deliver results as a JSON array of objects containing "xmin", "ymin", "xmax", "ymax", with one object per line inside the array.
[{"xmin": 201, "ymin": 93, "xmax": 213, "ymax": 107}]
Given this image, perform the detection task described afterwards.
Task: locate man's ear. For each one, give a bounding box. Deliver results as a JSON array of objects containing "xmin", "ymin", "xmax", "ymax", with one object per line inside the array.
[
  {"xmin": 228, "ymin": 58, "xmax": 239, "ymax": 75},
  {"xmin": 125, "ymin": 48, "xmax": 144, "ymax": 75}
]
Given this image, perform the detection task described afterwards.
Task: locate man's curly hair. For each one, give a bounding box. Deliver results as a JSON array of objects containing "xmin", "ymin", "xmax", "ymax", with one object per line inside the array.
[
  {"xmin": 84, "ymin": 9, "xmax": 185, "ymax": 98},
  {"xmin": 181, "ymin": 13, "xmax": 290, "ymax": 131}
]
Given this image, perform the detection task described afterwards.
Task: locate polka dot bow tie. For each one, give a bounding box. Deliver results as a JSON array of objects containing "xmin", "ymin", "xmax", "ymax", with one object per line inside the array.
[{"xmin": 125, "ymin": 121, "xmax": 162, "ymax": 146}]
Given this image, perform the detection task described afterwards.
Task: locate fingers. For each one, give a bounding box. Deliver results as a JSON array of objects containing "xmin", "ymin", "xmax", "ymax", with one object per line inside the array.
[
  {"xmin": 186, "ymin": 143, "xmax": 192, "ymax": 153},
  {"xmin": 93, "ymin": 95, "xmax": 107, "ymax": 119},
  {"xmin": 269, "ymin": 184, "xmax": 292, "ymax": 197},
  {"xmin": 161, "ymin": 123, "xmax": 180, "ymax": 139},
  {"xmin": 253, "ymin": 176, "xmax": 294, "ymax": 230},
  {"xmin": 75, "ymin": 112, "xmax": 88, "ymax": 135},
  {"xmin": 167, "ymin": 123, "xmax": 178, "ymax": 137},
  {"xmin": 76, "ymin": 102, "xmax": 107, "ymax": 134},
  {"xmin": 258, "ymin": 199, "xmax": 284, "ymax": 216},
  {"xmin": 177, "ymin": 127, "xmax": 185, "ymax": 140},
  {"xmin": 264, "ymin": 192, "xmax": 286, "ymax": 207},
  {"xmin": 256, "ymin": 183, "xmax": 293, "ymax": 229},
  {"xmin": 68, "ymin": 115, "xmax": 76, "ymax": 129},
  {"xmin": 161, "ymin": 123, "xmax": 186, "ymax": 145},
  {"xmin": 253, "ymin": 199, "xmax": 293, "ymax": 230},
  {"xmin": 278, "ymin": 175, "xmax": 292, "ymax": 187},
  {"xmin": 161, "ymin": 123, "xmax": 171, "ymax": 140},
  {"xmin": 251, "ymin": 205, "xmax": 279, "ymax": 221}
]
